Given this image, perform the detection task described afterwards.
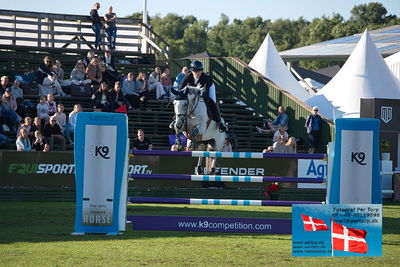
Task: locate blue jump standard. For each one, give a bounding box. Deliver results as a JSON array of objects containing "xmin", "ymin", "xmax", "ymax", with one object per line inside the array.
[
  {"xmin": 128, "ymin": 197, "xmax": 323, "ymax": 206},
  {"xmin": 130, "ymin": 174, "xmax": 324, "ymax": 184},
  {"xmin": 129, "ymin": 150, "xmax": 326, "ymax": 160}
]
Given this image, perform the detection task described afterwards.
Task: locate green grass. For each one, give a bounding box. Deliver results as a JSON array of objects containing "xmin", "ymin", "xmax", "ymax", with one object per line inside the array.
[{"xmin": 0, "ymin": 201, "xmax": 399, "ymax": 266}]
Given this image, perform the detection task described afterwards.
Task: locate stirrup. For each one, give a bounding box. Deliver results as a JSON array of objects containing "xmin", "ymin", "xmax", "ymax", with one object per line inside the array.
[{"xmin": 169, "ymin": 120, "xmax": 175, "ymax": 129}]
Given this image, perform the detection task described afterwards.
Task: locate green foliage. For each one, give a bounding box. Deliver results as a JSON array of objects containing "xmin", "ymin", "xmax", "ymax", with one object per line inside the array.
[{"xmin": 126, "ymin": 2, "xmax": 398, "ymax": 65}]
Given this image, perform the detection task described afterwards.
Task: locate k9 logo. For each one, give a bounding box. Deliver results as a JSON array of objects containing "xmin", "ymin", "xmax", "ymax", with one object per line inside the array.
[
  {"xmin": 351, "ymin": 152, "xmax": 366, "ymax": 165},
  {"xmin": 95, "ymin": 145, "xmax": 110, "ymax": 159}
]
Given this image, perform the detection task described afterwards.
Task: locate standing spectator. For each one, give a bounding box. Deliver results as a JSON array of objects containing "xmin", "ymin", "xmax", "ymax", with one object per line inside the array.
[
  {"xmin": 161, "ymin": 68, "xmax": 172, "ymax": 99},
  {"xmin": 70, "ymin": 60, "xmax": 92, "ymax": 85},
  {"xmin": 1, "ymin": 76, "xmax": 10, "ymax": 95},
  {"xmin": 305, "ymin": 106, "xmax": 322, "ymax": 154},
  {"xmin": 149, "ymin": 67, "xmax": 166, "ymax": 100},
  {"xmin": 36, "ymin": 96, "xmax": 50, "ymax": 123},
  {"xmin": 32, "ymin": 130, "xmax": 46, "ymax": 151},
  {"xmin": 107, "ymin": 81, "xmax": 124, "ymax": 111},
  {"xmin": 135, "ymin": 72, "xmax": 150, "ymax": 110},
  {"xmin": 68, "ymin": 104, "xmax": 82, "ymax": 131},
  {"xmin": 86, "ymin": 58, "xmax": 103, "ymax": 86},
  {"xmin": 90, "ymin": 2, "xmax": 102, "ymax": 50},
  {"xmin": 53, "ymin": 60, "xmax": 71, "ymax": 87},
  {"xmin": 91, "ymin": 82, "xmax": 110, "ymax": 111},
  {"xmin": 122, "ymin": 72, "xmax": 138, "ymax": 109},
  {"xmin": 54, "ymin": 103, "xmax": 73, "ymax": 145},
  {"xmin": 16, "ymin": 128, "xmax": 31, "ymax": 151},
  {"xmin": 43, "ymin": 115, "xmax": 65, "ymax": 151},
  {"xmin": 46, "ymin": 93, "xmax": 57, "ymax": 116},
  {"xmin": 256, "ymin": 106, "xmax": 289, "ymax": 134},
  {"xmin": 131, "ymin": 129, "xmax": 152, "ymax": 150},
  {"xmin": 104, "ymin": 6, "xmax": 117, "ymax": 50},
  {"xmin": 37, "ymin": 56, "xmax": 67, "ymax": 96}
]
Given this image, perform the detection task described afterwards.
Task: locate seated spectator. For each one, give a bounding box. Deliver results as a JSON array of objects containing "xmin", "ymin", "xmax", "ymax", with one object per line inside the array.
[
  {"xmin": 256, "ymin": 106, "xmax": 289, "ymax": 133},
  {"xmin": 149, "ymin": 67, "xmax": 166, "ymax": 100},
  {"xmin": 272, "ymin": 125, "xmax": 289, "ymax": 143},
  {"xmin": 37, "ymin": 56, "xmax": 67, "ymax": 96},
  {"xmin": 53, "ymin": 60, "xmax": 71, "ymax": 87},
  {"xmin": 83, "ymin": 51, "xmax": 96, "ymax": 68},
  {"xmin": 2, "ymin": 89, "xmax": 19, "ymax": 120},
  {"xmin": 86, "ymin": 58, "xmax": 103, "ymax": 86},
  {"xmin": 68, "ymin": 104, "xmax": 82, "ymax": 131},
  {"xmin": 272, "ymin": 135, "xmax": 286, "ymax": 153},
  {"xmin": 284, "ymin": 137, "xmax": 297, "ymax": 153},
  {"xmin": 135, "ymin": 72, "xmax": 150, "ymax": 110},
  {"xmin": 42, "ymin": 143, "xmax": 50, "ymax": 152},
  {"xmin": 91, "ymin": 82, "xmax": 110, "ymax": 111},
  {"xmin": 107, "ymin": 81, "xmax": 124, "ymax": 112},
  {"xmin": 70, "ymin": 60, "xmax": 92, "ymax": 86},
  {"xmin": 32, "ymin": 130, "xmax": 46, "ymax": 151},
  {"xmin": 11, "ymin": 79, "xmax": 34, "ymax": 118},
  {"xmin": 46, "ymin": 93, "xmax": 57, "ymax": 116},
  {"xmin": 0, "ymin": 133, "xmax": 12, "ymax": 145},
  {"xmin": 17, "ymin": 116, "xmax": 32, "ymax": 139},
  {"xmin": 43, "ymin": 115, "xmax": 65, "ymax": 151},
  {"xmin": 54, "ymin": 103, "xmax": 73, "ymax": 145},
  {"xmin": 222, "ymin": 135, "xmax": 233, "ymax": 152},
  {"xmin": 0, "ymin": 98, "xmax": 20, "ymax": 132},
  {"xmin": 173, "ymin": 67, "xmax": 189, "ymax": 90},
  {"xmin": 101, "ymin": 49, "xmax": 119, "ymax": 86},
  {"xmin": 0, "ymin": 76, "xmax": 10, "ymax": 95},
  {"xmin": 131, "ymin": 129, "xmax": 152, "ymax": 150},
  {"xmin": 16, "ymin": 128, "xmax": 31, "ymax": 151},
  {"xmin": 30, "ymin": 116, "xmax": 44, "ymax": 138},
  {"xmin": 37, "ymin": 96, "xmax": 50, "ymax": 123},
  {"xmin": 262, "ymin": 146, "xmax": 274, "ymax": 153},
  {"xmin": 160, "ymin": 68, "xmax": 172, "ymax": 99},
  {"xmin": 122, "ymin": 72, "xmax": 138, "ymax": 109}
]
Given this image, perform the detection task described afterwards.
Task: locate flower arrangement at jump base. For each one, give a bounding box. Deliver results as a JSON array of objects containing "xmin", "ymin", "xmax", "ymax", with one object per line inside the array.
[{"xmin": 263, "ymin": 183, "xmax": 282, "ymax": 200}]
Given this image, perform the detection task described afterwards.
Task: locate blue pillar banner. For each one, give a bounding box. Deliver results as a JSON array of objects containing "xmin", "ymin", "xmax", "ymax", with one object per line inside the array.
[
  {"xmin": 73, "ymin": 112, "xmax": 128, "ymax": 235},
  {"xmin": 328, "ymin": 118, "xmax": 381, "ymax": 204}
]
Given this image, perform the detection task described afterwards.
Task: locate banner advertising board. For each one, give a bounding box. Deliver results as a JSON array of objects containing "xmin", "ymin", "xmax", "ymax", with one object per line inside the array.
[
  {"xmin": 292, "ymin": 204, "xmax": 382, "ymax": 257},
  {"xmin": 73, "ymin": 112, "xmax": 128, "ymax": 235}
]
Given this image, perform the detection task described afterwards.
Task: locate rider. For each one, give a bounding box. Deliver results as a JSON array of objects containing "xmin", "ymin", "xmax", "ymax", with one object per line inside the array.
[{"xmin": 171, "ymin": 60, "xmax": 228, "ymax": 133}]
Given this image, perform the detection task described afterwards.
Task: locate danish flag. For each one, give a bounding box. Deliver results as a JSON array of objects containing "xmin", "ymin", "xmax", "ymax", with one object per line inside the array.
[
  {"xmin": 301, "ymin": 214, "xmax": 329, "ymax": 231},
  {"xmin": 332, "ymin": 222, "xmax": 368, "ymax": 254}
]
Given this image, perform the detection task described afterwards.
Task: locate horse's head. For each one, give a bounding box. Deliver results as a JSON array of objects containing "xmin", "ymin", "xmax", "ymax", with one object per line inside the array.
[{"xmin": 173, "ymin": 98, "xmax": 188, "ymax": 131}]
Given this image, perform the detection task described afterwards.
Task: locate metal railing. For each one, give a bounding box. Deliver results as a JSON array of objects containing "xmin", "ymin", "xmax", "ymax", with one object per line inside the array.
[{"xmin": 0, "ymin": 9, "xmax": 169, "ymax": 56}]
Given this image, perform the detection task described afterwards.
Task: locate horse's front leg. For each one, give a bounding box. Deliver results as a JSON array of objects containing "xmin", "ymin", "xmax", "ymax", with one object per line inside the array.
[{"xmin": 195, "ymin": 157, "xmax": 203, "ymax": 175}]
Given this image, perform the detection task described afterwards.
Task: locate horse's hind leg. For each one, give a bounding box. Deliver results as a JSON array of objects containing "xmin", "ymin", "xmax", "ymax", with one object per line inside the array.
[{"xmin": 195, "ymin": 157, "xmax": 203, "ymax": 175}]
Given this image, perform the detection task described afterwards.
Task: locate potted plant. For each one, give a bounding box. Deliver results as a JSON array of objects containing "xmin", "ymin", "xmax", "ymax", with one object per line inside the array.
[
  {"xmin": 380, "ymin": 140, "xmax": 391, "ymax": 160},
  {"xmin": 263, "ymin": 183, "xmax": 281, "ymax": 200}
]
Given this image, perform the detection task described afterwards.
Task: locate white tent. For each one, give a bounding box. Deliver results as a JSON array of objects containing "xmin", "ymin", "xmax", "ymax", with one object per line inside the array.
[
  {"xmin": 385, "ymin": 51, "xmax": 400, "ymax": 81},
  {"xmin": 249, "ymin": 34, "xmax": 311, "ymax": 101},
  {"xmin": 306, "ymin": 30, "xmax": 400, "ymax": 121}
]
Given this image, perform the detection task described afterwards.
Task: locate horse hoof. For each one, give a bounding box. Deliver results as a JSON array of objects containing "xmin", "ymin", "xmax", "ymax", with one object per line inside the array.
[{"xmin": 195, "ymin": 166, "xmax": 203, "ymax": 175}]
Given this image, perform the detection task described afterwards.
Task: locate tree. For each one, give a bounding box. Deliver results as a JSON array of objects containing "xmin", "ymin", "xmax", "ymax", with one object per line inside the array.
[{"xmin": 350, "ymin": 2, "xmax": 388, "ymax": 28}]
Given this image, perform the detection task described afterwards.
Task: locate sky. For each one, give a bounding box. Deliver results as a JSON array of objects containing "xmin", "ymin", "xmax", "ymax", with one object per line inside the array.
[{"xmin": 2, "ymin": 0, "xmax": 400, "ymax": 26}]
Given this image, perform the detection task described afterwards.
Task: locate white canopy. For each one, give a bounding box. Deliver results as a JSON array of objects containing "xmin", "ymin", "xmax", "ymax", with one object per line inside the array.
[
  {"xmin": 249, "ymin": 34, "xmax": 311, "ymax": 101},
  {"xmin": 306, "ymin": 30, "xmax": 400, "ymax": 121}
]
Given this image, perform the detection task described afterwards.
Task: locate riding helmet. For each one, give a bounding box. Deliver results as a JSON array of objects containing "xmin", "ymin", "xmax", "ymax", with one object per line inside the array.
[{"xmin": 190, "ymin": 60, "xmax": 204, "ymax": 71}]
